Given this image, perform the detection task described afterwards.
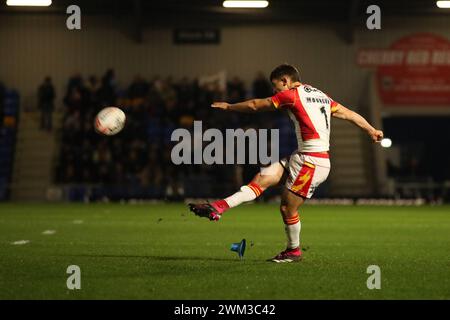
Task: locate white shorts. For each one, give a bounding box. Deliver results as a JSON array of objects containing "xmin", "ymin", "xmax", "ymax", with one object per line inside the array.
[{"xmin": 280, "ymin": 151, "xmax": 331, "ymax": 198}]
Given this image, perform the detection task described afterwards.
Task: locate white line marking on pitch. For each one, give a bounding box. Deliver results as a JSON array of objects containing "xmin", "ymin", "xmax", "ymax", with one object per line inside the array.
[
  {"xmin": 11, "ymin": 240, "xmax": 30, "ymax": 245},
  {"xmin": 42, "ymin": 230, "xmax": 56, "ymax": 235},
  {"xmin": 72, "ymin": 220, "xmax": 84, "ymax": 224}
]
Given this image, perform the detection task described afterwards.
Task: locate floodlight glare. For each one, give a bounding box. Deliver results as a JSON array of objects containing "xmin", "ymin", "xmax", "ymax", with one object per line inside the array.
[
  {"xmin": 6, "ymin": 0, "xmax": 51, "ymax": 6},
  {"xmin": 223, "ymin": 1, "xmax": 269, "ymax": 8},
  {"xmin": 436, "ymin": 1, "xmax": 450, "ymax": 8},
  {"xmin": 380, "ymin": 138, "xmax": 392, "ymax": 148}
]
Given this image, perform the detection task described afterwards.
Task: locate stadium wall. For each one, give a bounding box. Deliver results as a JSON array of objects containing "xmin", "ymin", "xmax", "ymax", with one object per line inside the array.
[
  {"xmin": 0, "ymin": 14, "xmax": 448, "ymax": 113},
  {"xmin": 0, "ymin": 15, "xmax": 355, "ymax": 109}
]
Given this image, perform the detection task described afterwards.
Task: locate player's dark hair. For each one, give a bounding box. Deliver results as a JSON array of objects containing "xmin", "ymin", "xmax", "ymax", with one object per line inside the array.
[{"xmin": 270, "ymin": 64, "xmax": 301, "ymax": 82}]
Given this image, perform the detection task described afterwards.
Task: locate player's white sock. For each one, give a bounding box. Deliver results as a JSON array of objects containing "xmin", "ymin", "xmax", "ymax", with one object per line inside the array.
[
  {"xmin": 284, "ymin": 214, "xmax": 301, "ymax": 249},
  {"xmin": 223, "ymin": 182, "xmax": 263, "ymax": 209}
]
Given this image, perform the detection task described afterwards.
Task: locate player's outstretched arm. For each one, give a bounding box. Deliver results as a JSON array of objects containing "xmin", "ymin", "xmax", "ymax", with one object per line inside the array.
[
  {"xmin": 212, "ymin": 97, "xmax": 275, "ymax": 113},
  {"xmin": 332, "ymin": 104, "xmax": 384, "ymax": 143}
]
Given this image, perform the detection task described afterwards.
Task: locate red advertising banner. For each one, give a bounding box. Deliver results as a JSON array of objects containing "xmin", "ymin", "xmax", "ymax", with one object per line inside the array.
[{"xmin": 357, "ymin": 33, "xmax": 450, "ymax": 106}]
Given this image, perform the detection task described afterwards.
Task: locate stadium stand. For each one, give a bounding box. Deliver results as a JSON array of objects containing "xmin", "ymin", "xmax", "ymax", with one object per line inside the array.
[
  {"xmin": 0, "ymin": 83, "xmax": 19, "ymax": 200},
  {"xmin": 55, "ymin": 70, "xmax": 297, "ymax": 201}
]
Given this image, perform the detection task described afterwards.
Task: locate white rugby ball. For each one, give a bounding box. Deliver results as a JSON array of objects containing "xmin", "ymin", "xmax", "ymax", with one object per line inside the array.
[{"xmin": 94, "ymin": 107, "xmax": 126, "ymax": 136}]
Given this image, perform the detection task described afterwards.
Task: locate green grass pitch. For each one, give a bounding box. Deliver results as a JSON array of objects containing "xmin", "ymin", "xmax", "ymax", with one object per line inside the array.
[{"xmin": 0, "ymin": 203, "xmax": 449, "ymax": 299}]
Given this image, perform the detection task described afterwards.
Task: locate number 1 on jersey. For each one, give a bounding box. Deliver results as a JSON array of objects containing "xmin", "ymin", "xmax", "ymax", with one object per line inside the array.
[{"xmin": 320, "ymin": 106, "xmax": 329, "ymax": 129}]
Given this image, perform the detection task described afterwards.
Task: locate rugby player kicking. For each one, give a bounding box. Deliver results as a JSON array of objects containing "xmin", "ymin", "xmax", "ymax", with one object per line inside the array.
[{"xmin": 189, "ymin": 64, "xmax": 383, "ymax": 263}]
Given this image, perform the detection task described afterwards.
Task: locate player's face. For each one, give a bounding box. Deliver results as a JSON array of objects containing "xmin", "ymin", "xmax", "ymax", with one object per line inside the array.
[{"xmin": 271, "ymin": 76, "xmax": 294, "ymax": 93}]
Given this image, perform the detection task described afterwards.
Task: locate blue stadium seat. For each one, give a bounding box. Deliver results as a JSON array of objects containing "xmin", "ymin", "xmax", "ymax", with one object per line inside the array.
[
  {"xmin": 0, "ymin": 169, "xmax": 11, "ymax": 176},
  {"xmin": 67, "ymin": 186, "xmax": 87, "ymax": 202},
  {"xmin": 6, "ymin": 89, "xmax": 19, "ymax": 97},
  {"xmin": 0, "ymin": 178, "xmax": 7, "ymax": 199},
  {"xmin": 162, "ymin": 125, "xmax": 176, "ymax": 144},
  {"xmin": 4, "ymin": 107, "xmax": 18, "ymax": 116},
  {"xmin": 0, "ymin": 159, "xmax": 12, "ymax": 167},
  {"xmin": 0, "ymin": 136, "xmax": 14, "ymax": 144},
  {"xmin": 147, "ymin": 119, "xmax": 162, "ymax": 143},
  {"xmin": 91, "ymin": 186, "xmax": 107, "ymax": 200},
  {"xmin": 1, "ymin": 128, "xmax": 16, "ymax": 136},
  {"xmin": 0, "ymin": 186, "xmax": 7, "ymax": 200}
]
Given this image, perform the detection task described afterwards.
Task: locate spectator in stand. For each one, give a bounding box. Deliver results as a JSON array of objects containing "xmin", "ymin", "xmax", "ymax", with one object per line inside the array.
[
  {"xmin": 67, "ymin": 72, "xmax": 83, "ymax": 92},
  {"xmin": 98, "ymin": 68, "xmax": 117, "ymax": 106},
  {"xmin": 227, "ymin": 76, "xmax": 246, "ymax": 102},
  {"xmin": 38, "ymin": 77, "xmax": 55, "ymax": 131},
  {"xmin": 252, "ymin": 72, "xmax": 275, "ymax": 128},
  {"xmin": 252, "ymin": 71, "xmax": 273, "ymax": 98},
  {"xmin": 174, "ymin": 77, "xmax": 194, "ymax": 104},
  {"xmin": 86, "ymin": 75, "xmax": 101, "ymax": 109},
  {"xmin": 128, "ymin": 75, "xmax": 150, "ymax": 99},
  {"xmin": 64, "ymin": 86, "xmax": 84, "ymax": 116},
  {"xmin": 156, "ymin": 78, "xmax": 177, "ymax": 105},
  {"xmin": 93, "ymin": 140, "xmax": 112, "ymax": 184}
]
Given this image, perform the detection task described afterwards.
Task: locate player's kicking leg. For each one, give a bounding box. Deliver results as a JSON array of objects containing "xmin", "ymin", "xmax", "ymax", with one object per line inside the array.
[{"xmin": 188, "ymin": 161, "xmax": 286, "ymax": 221}]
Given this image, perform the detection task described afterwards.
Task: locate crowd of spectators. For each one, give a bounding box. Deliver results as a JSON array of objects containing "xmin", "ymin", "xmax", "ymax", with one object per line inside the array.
[{"xmin": 56, "ymin": 69, "xmax": 297, "ymax": 199}]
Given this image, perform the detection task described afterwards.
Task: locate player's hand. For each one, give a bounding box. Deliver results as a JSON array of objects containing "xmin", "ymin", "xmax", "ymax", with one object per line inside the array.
[
  {"xmin": 370, "ymin": 129, "xmax": 384, "ymax": 143},
  {"xmin": 211, "ymin": 102, "xmax": 230, "ymax": 110}
]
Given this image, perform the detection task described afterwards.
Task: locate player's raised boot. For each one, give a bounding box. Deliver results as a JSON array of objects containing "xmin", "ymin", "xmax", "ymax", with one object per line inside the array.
[
  {"xmin": 188, "ymin": 203, "xmax": 221, "ymax": 221},
  {"xmin": 269, "ymin": 247, "xmax": 302, "ymax": 263}
]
